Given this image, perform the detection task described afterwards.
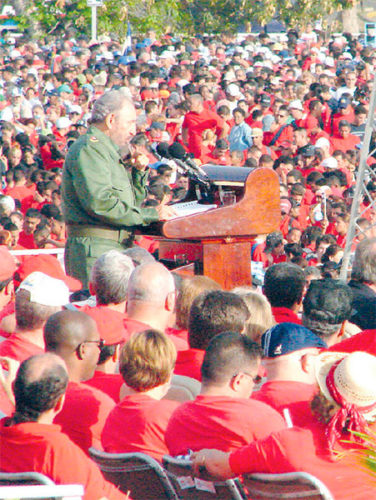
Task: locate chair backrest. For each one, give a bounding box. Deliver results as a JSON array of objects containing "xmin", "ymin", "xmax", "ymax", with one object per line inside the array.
[
  {"xmin": 164, "ymin": 375, "xmax": 202, "ymax": 402},
  {"xmin": 89, "ymin": 448, "xmax": 178, "ymax": 500},
  {"xmin": 0, "ymin": 484, "xmax": 84, "ymax": 499},
  {"xmin": 242, "ymin": 471, "xmax": 334, "ymax": 500},
  {"xmin": 0, "ymin": 472, "xmax": 55, "ymax": 486},
  {"xmin": 162, "ymin": 455, "xmax": 246, "ymax": 500}
]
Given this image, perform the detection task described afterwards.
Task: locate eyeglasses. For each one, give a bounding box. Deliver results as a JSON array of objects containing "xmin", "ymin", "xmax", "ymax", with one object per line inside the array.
[
  {"xmin": 76, "ymin": 338, "xmax": 105, "ymax": 352},
  {"xmin": 233, "ymin": 371, "xmax": 262, "ymax": 384}
]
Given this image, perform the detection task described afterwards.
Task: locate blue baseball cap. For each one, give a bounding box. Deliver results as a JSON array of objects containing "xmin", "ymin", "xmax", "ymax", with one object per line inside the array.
[{"xmin": 262, "ymin": 322, "xmax": 327, "ymax": 357}]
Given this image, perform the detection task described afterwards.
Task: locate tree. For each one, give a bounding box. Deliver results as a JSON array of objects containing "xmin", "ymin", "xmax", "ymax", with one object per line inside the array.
[{"xmin": 14, "ymin": 0, "xmax": 190, "ymax": 39}]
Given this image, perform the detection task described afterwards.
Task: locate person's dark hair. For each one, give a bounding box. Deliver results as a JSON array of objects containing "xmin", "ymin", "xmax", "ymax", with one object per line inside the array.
[
  {"xmin": 40, "ymin": 204, "xmax": 61, "ymax": 219},
  {"xmin": 97, "ymin": 344, "xmax": 117, "ymax": 365},
  {"xmin": 284, "ymin": 243, "xmax": 303, "ymax": 258},
  {"xmin": 263, "ymin": 263, "xmax": 305, "ymax": 308},
  {"xmin": 11, "ymin": 354, "xmax": 68, "ymax": 424},
  {"xmin": 188, "ymin": 290, "xmax": 250, "ymax": 350},
  {"xmin": 302, "ymin": 279, "xmax": 353, "ymax": 339},
  {"xmin": 201, "ymin": 332, "xmax": 262, "ymax": 385},
  {"xmin": 321, "ymin": 244, "xmax": 342, "ymax": 263},
  {"xmin": 15, "ymin": 289, "xmax": 61, "ymax": 331}
]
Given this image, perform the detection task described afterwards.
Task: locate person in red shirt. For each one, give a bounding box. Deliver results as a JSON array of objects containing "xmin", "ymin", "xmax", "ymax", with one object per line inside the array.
[
  {"xmin": 326, "ymin": 95, "xmax": 355, "ymax": 136},
  {"xmin": 17, "ymin": 208, "xmax": 41, "ymax": 249},
  {"xmin": 253, "ymin": 322, "xmax": 326, "ymax": 427},
  {"xmin": 0, "ymin": 353, "xmax": 127, "ymax": 500},
  {"xmin": 175, "ymin": 290, "xmax": 250, "ymax": 381},
  {"xmin": 124, "ymin": 262, "xmax": 188, "ymax": 351},
  {"xmin": 192, "ymin": 351, "xmax": 376, "ymax": 500},
  {"xmin": 102, "ymin": 329, "xmax": 180, "ymax": 462},
  {"xmin": 182, "ymin": 93, "xmax": 227, "ymax": 160},
  {"xmin": 44, "ymin": 310, "xmax": 115, "ymax": 454},
  {"xmin": 166, "ymin": 332, "xmax": 286, "ymax": 456},
  {"xmin": 0, "ymin": 272, "xmax": 70, "ymax": 362},
  {"xmin": 202, "ymin": 138, "xmax": 232, "ymax": 165},
  {"xmin": 265, "ymin": 105, "xmax": 294, "ymax": 151},
  {"xmin": 330, "ymin": 120, "xmax": 360, "ymax": 153},
  {"xmin": 263, "ymin": 262, "xmax": 305, "ymax": 324}
]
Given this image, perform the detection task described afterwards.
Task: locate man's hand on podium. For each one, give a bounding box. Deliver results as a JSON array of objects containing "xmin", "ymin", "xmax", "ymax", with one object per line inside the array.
[{"xmin": 156, "ymin": 203, "xmax": 178, "ymax": 221}]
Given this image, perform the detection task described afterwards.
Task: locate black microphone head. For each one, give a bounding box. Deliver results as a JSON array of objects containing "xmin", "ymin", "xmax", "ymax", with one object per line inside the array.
[
  {"xmin": 168, "ymin": 142, "xmax": 186, "ymax": 160},
  {"xmin": 156, "ymin": 142, "xmax": 171, "ymax": 158}
]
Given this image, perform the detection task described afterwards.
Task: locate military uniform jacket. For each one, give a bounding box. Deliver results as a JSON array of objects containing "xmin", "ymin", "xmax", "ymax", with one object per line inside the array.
[{"xmin": 62, "ymin": 126, "xmax": 159, "ymax": 229}]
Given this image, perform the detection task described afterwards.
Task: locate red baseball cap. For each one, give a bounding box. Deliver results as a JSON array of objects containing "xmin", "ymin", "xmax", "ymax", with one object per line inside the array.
[
  {"xmin": 15, "ymin": 255, "xmax": 81, "ymax": 291},
  {"xmin": 84, "ymin": 307, "xmax": 127, "ymax": 345}
]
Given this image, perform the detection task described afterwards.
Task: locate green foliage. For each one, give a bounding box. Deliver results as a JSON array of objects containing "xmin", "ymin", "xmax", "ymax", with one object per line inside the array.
[
  {"xmin": 13, "ymin": 0, "xmax": 358, "ymax": 37},
  {"xmin": 14, "ymin": 0, "xmax": 190, "ymax": 39},
  {"xmin": 337, "ymin": 429, "xmax": 376, "ymax": 481}
]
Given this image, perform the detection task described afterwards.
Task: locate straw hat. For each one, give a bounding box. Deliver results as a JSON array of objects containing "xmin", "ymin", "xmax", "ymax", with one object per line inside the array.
[{"xmin": 315, "ymin": 351, "xmax": 376, "ymax": 420}]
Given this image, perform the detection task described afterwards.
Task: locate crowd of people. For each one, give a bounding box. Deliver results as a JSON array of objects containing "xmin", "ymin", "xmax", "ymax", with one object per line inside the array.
[{"xmin": 0, "ymin": 21, "xmax": 376, "ymax": 500}]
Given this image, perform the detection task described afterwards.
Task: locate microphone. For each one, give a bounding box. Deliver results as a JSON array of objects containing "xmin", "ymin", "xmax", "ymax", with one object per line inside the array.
[
  {"xmin": 168, "ymin": 142, "xmax": 209, "ymax": 180},
  {"xmin": 156, "ymin": 142, "xmax": 171, "ymax": 160}
]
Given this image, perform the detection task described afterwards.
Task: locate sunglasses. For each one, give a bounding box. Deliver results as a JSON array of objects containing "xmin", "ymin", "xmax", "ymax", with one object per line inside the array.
[{"xmin": 233, "ymin": 371, "xmax": 262, "ymax": 384}]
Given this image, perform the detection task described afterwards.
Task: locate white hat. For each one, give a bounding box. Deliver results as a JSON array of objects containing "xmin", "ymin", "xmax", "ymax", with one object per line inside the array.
[
  {"xmin": 315, "ymin": 351, "xmax": 376, "ymax": 420},
  {"xmin": 288, "ymin": 99, "xmax": 303, "ymax": 111},
  {"xmin": 321, "ymin": 157, "xmax": 338, "ymax": 169},
  {"xmin": 226, "ymin": 83, "xmax": 241, "ymax": 97},
  {"xmin": 55, "ymin": 117, "xmax": 72, "ymax": 129},
  {"xmin": 315, "ymin": 137, "xmax": 330, "ymax": 149},
  {"xmin": 68, "ymin": 104, "xmax": 82, "ymax": 115},
  {"xmin": 18, "ymin": 272, "xmax": 70, "ymax": 307}
]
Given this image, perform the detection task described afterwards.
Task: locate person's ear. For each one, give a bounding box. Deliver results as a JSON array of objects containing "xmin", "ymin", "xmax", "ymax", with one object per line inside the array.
[
  {"xmin": 76, "ymin": 343, "xmax": 84, "ymax": 360},
  {"xmin": 4, "ymin": 280, "xmax": 14, "ymax": 298},
  {"xmin": 229, "ymin": 373, "xmax": 243, "ymax": 393},
  {"xmin": 165, "ymin": 291, "xmax": 176, "ymax": 312},
  {"xmin": 112, "ymin": 344, "xmax": 120, "ymax": 363},
  {"xmin": 54, "ymin": 394, "xmax": 65, "ymax": 415},
  {"xmin": 105, "ymin": 112, "xmax": 116, "ymax": 129},
  {"xmin": 301, "ymin": 352, "xmax": 317, "ymax": 374},
  {"xmin": 88, "ymin": 281, "xmax": 95, "ymax": 296}
]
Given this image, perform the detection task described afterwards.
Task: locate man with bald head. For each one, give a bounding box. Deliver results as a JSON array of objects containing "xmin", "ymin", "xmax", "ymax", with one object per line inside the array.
[
  {"xmin": 62, "ymin": 89, "xmax": 175, "ymax": 291},
  {"xmin": 124, "ymin": 262, "xmax": 188, "ymax": 350},
  {"xmin": 44, "ymin": 310, "xmax": 115, "ymax": 453},
  {"xmin": 0, "ymin": 353, "xmax": 126, "ymax": 499}
]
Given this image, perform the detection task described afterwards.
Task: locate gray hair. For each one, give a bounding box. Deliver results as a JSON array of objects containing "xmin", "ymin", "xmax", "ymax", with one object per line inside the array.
[
  {"xmin": 16, "ymin": 290, "xmax": 61, "ymax": 331},
  {"xmin": 90, "ymin": 89, "xmax": 132, "ymax": 124},
  {"xmin": 127, "ymin": 262, "xmax": 175, "ymax": 304},
  {"xmin": 90, "ymin": 249, "xmax": 135, "ymax": 305},
  {"xmin": 351, "ymin": 238, "xmax": 376, "ymax": 284}
]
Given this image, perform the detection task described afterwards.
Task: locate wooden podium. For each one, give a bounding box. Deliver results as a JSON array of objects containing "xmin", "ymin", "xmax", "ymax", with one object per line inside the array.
[{"xmin": 159, "ymin": 167, "xmax": 281, "ymax": 289}]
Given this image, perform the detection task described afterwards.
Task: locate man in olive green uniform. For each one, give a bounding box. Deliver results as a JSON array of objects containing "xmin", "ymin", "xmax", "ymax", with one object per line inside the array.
[{"xmin": 62, "ymin": 90, "xmax": 174, "ymax": 290}]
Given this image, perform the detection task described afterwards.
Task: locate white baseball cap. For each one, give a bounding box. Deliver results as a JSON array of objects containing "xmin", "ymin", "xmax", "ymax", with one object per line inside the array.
[{"xmin": 18, "ymin": 272, "xmax": 70, "ymax": 306}]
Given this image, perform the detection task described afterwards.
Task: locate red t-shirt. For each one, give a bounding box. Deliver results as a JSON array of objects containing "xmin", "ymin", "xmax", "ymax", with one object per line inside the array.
[
  {"xmin": 182, "ymin": 109, "xmax": 224, "ymax": 159},
  {"xmin": 84, "ymin": 371, "xmax": 124, "ymax": 403},
  {"xmin": 102, "ymin": 393, "xmax": 180, "ymax": 462},
  {"xmin": 174, "ymin": 348, "xmax": 205, "ymax": 381},
  {"xmin": 4, "ymin": 185, "xmax": 34, "ymax": 204},
  {"xmin": 229, "ymin": 418, "xmax": 376, "ymax": 500},
  {"xmin": 54, "ymin": 380, "xmax": 115, "ymax": 454},
  {"xmin": 17, "ymin": 231, "xmax": 36, "ymax": 249},
  {"xmin": 165, "ymin": 394, "xmax": 286, "ymax": 456},
  {"xmin": 271, "ymin": 307, "xmax": 302, "ymax": 325},
  {"xmin": 330, "ymin": 134, "xmax": 360, "ymax": 153},
  {"xmin": 0, "ymin": 419, "xmax": 126, "ymax": 500},
  {"xmin": 252, "ymin": 380, "xmax": 318, "ymax": 428},
  {"xmin": 0, "ymin": 334, "xmax": 44, "ymax": 362}
]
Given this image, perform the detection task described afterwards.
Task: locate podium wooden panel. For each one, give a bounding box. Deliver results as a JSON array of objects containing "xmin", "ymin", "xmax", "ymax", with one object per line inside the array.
[{"xmin": 159, "ymin": 167, "xmax": 281, "ymax": 289}]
